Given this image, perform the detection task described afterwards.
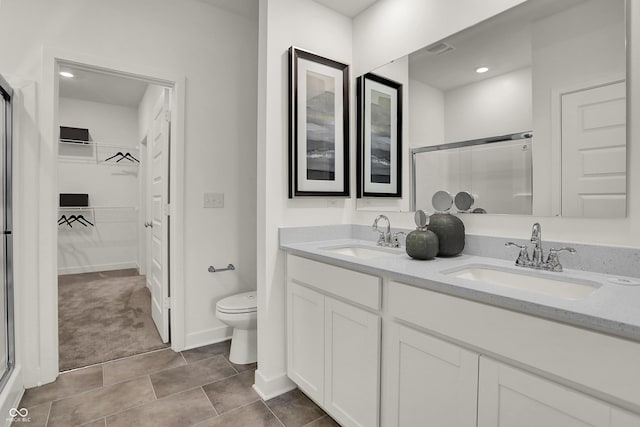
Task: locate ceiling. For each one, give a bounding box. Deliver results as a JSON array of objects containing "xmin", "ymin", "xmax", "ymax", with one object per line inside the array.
[
  {"xmin": 58, "ymin": 67, "xmax": 149, "ymax": 108},
  {"xmin": 313, "ymin": 0, "xmax": 379, "ymax": 18},
  {"xmin": 408, "ymin": 0, "xmax": 585, "ymax": 91}
]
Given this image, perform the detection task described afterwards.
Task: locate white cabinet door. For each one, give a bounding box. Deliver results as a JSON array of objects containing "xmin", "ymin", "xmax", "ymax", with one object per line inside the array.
[
  {"xmin": 324, "ymin": 297, "xmax": 380, "ymax": 427},
  {"xmin": 383, "ymin": 323, "xmax": 478, "ymax": 427},
  {"xmin": 478, "ymin": 357, "xmax": 639, "ymax": 427},
  {"xmin": 286, "ymin": 282, "xmax": 325, "ymax": 404}
]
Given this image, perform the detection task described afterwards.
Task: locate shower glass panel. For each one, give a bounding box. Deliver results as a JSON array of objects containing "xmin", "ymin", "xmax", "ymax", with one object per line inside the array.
[{"xmin": 0, "ymin": 74, "xmax": 15, "ymax": 392}]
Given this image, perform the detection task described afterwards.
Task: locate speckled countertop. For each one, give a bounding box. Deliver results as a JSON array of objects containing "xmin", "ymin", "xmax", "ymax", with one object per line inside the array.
[{"xmin": 281, "ymin": 237, "xmax": 640, "ymax": 343}]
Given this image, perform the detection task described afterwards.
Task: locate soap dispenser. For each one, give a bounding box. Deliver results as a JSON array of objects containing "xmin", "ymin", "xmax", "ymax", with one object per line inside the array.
[{"xmin": 405, "ymin": 210, "xmax": 439, "ymax": 260}]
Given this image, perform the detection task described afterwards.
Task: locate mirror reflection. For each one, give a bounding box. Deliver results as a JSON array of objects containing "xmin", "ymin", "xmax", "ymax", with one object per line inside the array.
[{"xmin": 364, "ymin": 0, "xmax": 627, "ymax": 217}]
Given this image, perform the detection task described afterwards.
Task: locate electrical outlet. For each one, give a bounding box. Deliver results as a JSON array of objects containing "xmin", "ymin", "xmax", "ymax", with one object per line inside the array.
[{"xmin": 203, "ymin": 192, "xmax": 224, "ymax": 208}]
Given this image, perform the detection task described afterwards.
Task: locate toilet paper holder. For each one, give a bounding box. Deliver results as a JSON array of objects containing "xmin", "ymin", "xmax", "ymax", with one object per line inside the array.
[{"xmin": 208, "ymin": 263, "xmax": 235, "ymax": 273}]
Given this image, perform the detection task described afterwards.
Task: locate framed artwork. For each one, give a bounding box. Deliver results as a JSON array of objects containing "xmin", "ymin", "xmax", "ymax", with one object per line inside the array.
[
  {"xmin": 289, "ymin": 46, "xmax": 350, "ymax": 197},
  {"xmin": 357, "ymin": 73, "xmax": 402, "ymax": 197}
]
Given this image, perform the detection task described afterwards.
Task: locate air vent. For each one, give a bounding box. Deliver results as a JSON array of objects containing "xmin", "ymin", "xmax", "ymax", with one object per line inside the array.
[{"xmin": 425, "ymin": 42, "xmax": 454, "ymax": 55}]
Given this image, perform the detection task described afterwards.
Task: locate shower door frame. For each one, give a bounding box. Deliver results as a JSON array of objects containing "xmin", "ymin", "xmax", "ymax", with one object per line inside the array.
[{"xmin": 0, "ymin": 73, "xmax": 16, "ymax": 394}]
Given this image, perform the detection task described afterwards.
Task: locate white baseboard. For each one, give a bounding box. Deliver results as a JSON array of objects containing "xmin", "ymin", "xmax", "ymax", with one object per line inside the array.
[
  {"xmin": 252, "ymin": 369, "xmax": 296, "ymax": 401},
  {"xmin": 58, "ymin": 262, "xmax": 139, "ymax": 275},
  {"xmin": 182, "ymin": 326, "xmax": 232, "ymax": 351}
]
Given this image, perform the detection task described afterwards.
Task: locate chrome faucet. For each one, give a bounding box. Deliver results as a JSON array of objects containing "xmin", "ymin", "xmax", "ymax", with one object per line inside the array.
[
  {"xmin": 372, "ymin": 215, "xmax": 391, "ymax": 246},
  {"xmin": 530, "ymin": 222, "xmax": 544, "ymax": 267},
  {"xmin": 505, "ymin": 223, "xmax": 576, "ymax": 272},
  {"xmin": 372, "ymin": 215, "xmax": 404, "ymax": 248}
]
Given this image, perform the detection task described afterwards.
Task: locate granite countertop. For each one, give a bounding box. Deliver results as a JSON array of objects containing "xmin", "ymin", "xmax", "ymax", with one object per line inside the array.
[{"xmin": 281, "ymin": 238, "xmax": 640, "ymax": 343}]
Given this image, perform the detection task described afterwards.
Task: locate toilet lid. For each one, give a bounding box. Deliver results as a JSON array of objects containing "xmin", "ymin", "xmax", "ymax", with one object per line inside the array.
[{"xmin": 216, "ymin": 291, "xmax": 257, "ymax": 313}]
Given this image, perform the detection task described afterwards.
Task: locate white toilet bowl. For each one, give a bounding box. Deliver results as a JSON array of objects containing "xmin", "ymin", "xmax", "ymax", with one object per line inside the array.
[{"xmin": 215, "ymin": 291, "xmax": 257, "ymax": 364}]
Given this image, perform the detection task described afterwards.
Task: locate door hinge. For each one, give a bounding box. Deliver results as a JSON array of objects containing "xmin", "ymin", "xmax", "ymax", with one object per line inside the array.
[
  {"xmin": 164, "ymin": 297, "xmax": 172, "ymax": 309},
  {"xmin": 164, "ymin": 110, "xmax": 171, "ymax": 122},
  {"xmin": 164, "ymin": 204, "xmax": 172, "ymax": 217}
]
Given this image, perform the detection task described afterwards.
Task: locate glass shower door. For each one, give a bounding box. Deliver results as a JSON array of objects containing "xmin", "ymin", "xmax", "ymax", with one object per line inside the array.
[{"xmin": 0, "ymin": 74, "xmax": 15, "ymax": 392}]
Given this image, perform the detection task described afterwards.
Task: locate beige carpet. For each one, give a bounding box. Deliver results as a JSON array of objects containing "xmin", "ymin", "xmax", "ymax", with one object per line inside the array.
[{"xmin": 58, "ymin": 269, "xmax": 169, "ymax": 371}]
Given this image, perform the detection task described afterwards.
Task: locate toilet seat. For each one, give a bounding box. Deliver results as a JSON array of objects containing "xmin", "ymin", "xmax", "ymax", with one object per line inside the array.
[{"xmin": 216, "ymin": 291, "xmax": 257, "ymax": 314}]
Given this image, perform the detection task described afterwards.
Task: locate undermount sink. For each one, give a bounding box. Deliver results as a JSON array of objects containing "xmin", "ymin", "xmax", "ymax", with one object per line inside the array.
[
  {"xmin": 443, "ymin": 265, "xmax": 600, "ymax": 300},
  {"xmin": 321, "ymin": 244, "xmax": 402, "ymax": 259}
]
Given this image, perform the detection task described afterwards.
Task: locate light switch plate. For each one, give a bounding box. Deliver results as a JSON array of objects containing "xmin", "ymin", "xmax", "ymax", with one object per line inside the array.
[{"xmin": 203, "ymin": 192, "xmax": 224, "ymax": 208}]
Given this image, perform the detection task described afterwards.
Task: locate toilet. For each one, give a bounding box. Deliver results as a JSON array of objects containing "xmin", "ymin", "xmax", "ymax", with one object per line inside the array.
[{"xmin": 215, "ymin": 291, "xmax": 257, "ymax": 364}]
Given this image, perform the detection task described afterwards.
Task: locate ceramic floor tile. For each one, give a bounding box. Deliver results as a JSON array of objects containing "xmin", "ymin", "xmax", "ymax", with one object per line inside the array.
[
  {"xmin": 225, "ymin": 355, "xmax": 257, "ymax": 373},
  {"xmin": 202, "ymin": 370, "xmax": 260, "ymax": 414},
  {"xmin": 47, "ymin": 376, "xmax": 155, "ymax": 427},
  {"xmin": 10, "ymin": 402, "xmax": 51, "ymax": 427},
  {"xmin": 180, "ymin": 341, "xmax": 231, "ymax": 364},
  {"xmin": 106, "ymin": 387, "xmax": 216, "ymax": 427},
  {"xmin": 265, "ymin": 389, "xmax": 325, "ymax": 427},
  {"xmin": 150, "ymin": 355, "xmax": 236, "ymax": 399},
  {"xmin": 20, "ymin": 365, "xmax": 103, "ymax": 408},
  {"xmin": 194, "ymin": 401, "xmax": 281, "ymax": 427},
  {"xmin": 303, "ymin": 415, "xmax": 340, "ymax": 427},
  {"xmin": 103, "ymin": 349, "xmax": 186, "ymax": 386}
]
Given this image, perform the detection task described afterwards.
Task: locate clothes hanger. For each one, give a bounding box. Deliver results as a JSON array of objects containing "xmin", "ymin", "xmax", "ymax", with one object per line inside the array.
[
  {"xmin": 123, "ymin": 152, "xmax": 140, "ymax": 163},
  {"xmin": 58, "ymin": 214, "xmax": 73, "ymax": 227},
  {"xmin": 77, "ymin": 214, "xmax": 95, "ymax": 227},
  {"xmin": 104, "ymin": 152, "xmax": 125, "ymax": 162}
]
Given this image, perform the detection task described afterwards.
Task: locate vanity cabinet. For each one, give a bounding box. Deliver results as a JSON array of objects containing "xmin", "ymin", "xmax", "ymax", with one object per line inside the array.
[
  {"xmin": 383, "ymin": 323, "xmax": 478, "ymax": 427},
  {"xmin": 284, "ymin": 253, "xmax": 640, "ymax": 427},
  {"xmin": 286, "ymin": 255, "xmax": 381, "ymax": 427},
  {"xmin": 478, "ymin": 357, "xmax": 640, "ymax": 427}
]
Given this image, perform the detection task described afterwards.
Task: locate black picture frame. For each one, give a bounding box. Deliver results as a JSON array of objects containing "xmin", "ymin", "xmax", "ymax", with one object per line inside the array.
[
  {"xmin": 357, "ymin": 73, "xmax": 402, "ymax": 198},
  {"xmin": 289, "ymin": 46, "xmax": 350, "ymax": 197}
]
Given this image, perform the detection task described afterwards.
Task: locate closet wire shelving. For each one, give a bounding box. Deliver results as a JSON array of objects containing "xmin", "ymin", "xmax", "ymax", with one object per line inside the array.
[
  {"xmin": 58, "ymin": 140, "xmax": 140, "ymax": 166},
  {"xmin": 58, "ymin": 206, "xmax": 139, "ymax": 229}
]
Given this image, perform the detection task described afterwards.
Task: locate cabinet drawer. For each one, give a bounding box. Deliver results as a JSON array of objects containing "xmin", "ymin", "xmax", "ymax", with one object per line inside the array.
[
  {"xmin": 388, "ymin": 281, "xmax": 640, "ymax": 409},
  {"xmin": 287, "ymin": 255, "xmax": 381, "ymax": 310}
]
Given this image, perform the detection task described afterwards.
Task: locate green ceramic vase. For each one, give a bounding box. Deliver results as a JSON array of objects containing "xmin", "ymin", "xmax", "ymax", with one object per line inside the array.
[{"xmin": 405, "ymin": 210, "xmax": 439, "ymax": 260}]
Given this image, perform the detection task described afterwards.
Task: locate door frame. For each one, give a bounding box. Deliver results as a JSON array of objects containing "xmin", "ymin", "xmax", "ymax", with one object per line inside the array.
[
  {"xmin": 549, "ymin": 73, "xmax": 626, "ymax": 217},
  {"xmin": 40, "ymin": 48, "xmax": 186, "ymax": 381}
]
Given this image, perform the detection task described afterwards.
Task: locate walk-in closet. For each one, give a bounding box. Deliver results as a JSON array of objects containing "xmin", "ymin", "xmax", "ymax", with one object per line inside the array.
[{"xmin": 56, "ymin": 66, "xmax": 172, "ymax": 371}]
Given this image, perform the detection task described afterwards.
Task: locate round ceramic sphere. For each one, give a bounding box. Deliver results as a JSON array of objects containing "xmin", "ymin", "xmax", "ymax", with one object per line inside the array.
[
  {"xmin": 405, "ymin": 229, "xmax": 439, "ymax": 260},
  {"xmin": 432, "ymin": 190, "xmax": 453, "ymax": 212},
  {"xmin": 428, "ymin": 213, "xmax": 465, "ymax": 256}
]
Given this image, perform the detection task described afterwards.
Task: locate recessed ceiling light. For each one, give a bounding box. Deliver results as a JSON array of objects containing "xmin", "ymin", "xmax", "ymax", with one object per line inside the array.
[
  {"xmin": 476, "ymin": 67, "xmax": 489, "ymax": 74},
  {"xmin": 59, "ymin": 71, "xmax": 74, "ymax": 78}
]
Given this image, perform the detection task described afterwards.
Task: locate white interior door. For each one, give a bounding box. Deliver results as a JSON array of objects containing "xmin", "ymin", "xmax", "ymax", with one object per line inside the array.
[
  {"xmin": 149, "ymin": 89, "xmax": 171, "ymax": 343},
  {"xmin": 561, "ymin": 81, "xmax": 626, "ymax": 217}
]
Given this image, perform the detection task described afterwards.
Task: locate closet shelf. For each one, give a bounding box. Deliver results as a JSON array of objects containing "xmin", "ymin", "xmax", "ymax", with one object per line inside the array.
[
  {"xmin": 58, "ymin": 206, "xmax": 139, "ymax": 211},
  {"xmin": 59, "ymin": 140, "xmax": 140, "ymax": 150},
  {"xmin": 58, "ymin": 140, "xmax": 140, "ymax": 166}
]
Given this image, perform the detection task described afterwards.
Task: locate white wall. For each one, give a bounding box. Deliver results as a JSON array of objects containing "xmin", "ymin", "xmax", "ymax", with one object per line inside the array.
[
  {"xmin": 444, "ymin": 67, "xmax": 531, "ymax": 143},
  {"xmin": 58, "ymin": 97, "xmax": 139, "ymax": 274},
  {"xmin": 531, "ymin": 0, "xmax": 625, "ymax": 216},
  {"xmin": 0, "ymin": 0, "xmax": 258, "ymax": 386},
  {"xmin": 256, "ymin": 0, "xmax": 352, "ymax": 399},
  {"xmin": 352, "ymin": 0, "xmax": 528, "ymax": 75}
]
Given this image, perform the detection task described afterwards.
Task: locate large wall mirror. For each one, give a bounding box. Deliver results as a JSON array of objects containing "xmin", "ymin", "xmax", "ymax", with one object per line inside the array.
[{"xmin": 362, "ymin": 0, "xmax": 627, "ymax": 217}]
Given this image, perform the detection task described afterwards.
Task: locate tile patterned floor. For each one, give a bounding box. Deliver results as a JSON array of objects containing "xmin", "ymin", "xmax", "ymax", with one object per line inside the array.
[{"xmin": 14, "ymin": 341, "xmax": 338, "ymax": 427}]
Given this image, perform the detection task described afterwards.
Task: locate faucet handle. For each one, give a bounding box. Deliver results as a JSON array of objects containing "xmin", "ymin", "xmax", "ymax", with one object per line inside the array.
[
  {"xmin": 391, "ymin": 231, "xmax": 406, "ymax": 248},
  {"xmin": 549, "ymin": 247, "xmax": 576, "ymax": 254},
  {"xmin": 505, "ymin": 242, "xmax": 531, "ymax": 266},
  {"xmin": 546, "ymin": 247, "xmax": 576, "ymax": 272},
  {"xmin": 505, "ymin": 242, "xmax": 526, "ymax": 249}
]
